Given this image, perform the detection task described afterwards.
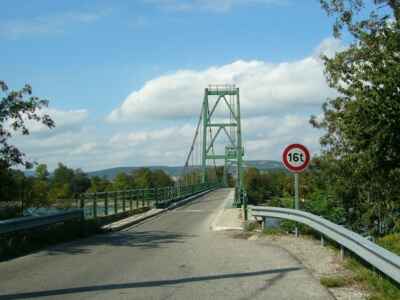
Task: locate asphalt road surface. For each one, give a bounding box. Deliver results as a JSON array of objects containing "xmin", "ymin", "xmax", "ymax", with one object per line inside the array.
[{"xmin": 0, "ymin": 189, "xmax": 333, "ymax": 300}]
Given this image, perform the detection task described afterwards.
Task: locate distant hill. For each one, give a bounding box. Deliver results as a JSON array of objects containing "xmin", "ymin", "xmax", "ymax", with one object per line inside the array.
[
  {"xmin": 23, "ymin": 160, "xmax": 285, "ymax": 179},
  {"xmin": 87, "ymin": 166, "xmax": 184, "ymax": 179},
  {"xmin": 87, "ymin": 160, "xmax": 284, "ymax": 179},
  {"xmin": 243, "ymin": 160, "xmax": 284, "ymax": 170}
]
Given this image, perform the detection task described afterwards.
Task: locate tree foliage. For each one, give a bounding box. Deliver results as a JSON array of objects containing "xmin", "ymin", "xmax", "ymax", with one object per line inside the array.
[
  {"xmin": 0, "ymin": 81, "xmax": 55, "ymax": 168},
  {"xmin": 310, "ymin": 0, "xmax": 400, "ymax": 233}
]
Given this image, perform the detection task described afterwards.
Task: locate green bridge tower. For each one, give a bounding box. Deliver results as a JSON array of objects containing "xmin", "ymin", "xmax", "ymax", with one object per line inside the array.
[{"xmin": 201, "ymin": 85, "xmax": 246, "ymax": 209}]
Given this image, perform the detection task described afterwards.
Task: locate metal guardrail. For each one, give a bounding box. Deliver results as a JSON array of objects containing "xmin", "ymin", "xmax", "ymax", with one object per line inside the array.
[
  {"xmin": 250, "ymin": 205, "xmax": 400, "ymax": 284},
  {"xmin": 0, "ymin": 182, "xmax": 220, "ymax": 236},
  {"xmin": 0, "ymin": 209, "xmax": 84, "ymax": 235}
]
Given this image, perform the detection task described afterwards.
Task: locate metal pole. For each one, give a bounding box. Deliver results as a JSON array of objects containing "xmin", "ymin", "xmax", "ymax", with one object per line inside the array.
[
  {"xmin": 294, "ymin": 173, "xmax": 299, "ymax": 237},
  {"xmin": 294, "ymin": 173, "xmax": 299, "ymax": 210},
  {"xmin": 202, "ymin": 89, "xmax": 208, "ymax": 183}
]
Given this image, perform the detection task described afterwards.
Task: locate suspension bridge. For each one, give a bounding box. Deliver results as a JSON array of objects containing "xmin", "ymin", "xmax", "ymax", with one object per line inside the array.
[
  {"xmin": 182, "ymin": 84, "xmax": 246, "ymax": 210},
  {"xmin": 0, "ymin": 85, "xmax": 399, "ymax": 300}
]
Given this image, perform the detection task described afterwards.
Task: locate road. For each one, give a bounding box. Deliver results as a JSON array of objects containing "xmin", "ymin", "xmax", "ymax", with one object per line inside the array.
[{"xmin": 0, "ymin": 189, "xmax": 333, "ymax": 300}]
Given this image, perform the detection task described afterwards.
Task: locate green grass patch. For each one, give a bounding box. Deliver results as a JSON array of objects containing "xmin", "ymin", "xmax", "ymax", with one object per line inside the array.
[
  {"xmin": 376, "ymin": 234, "xmax": 400, "ymax": 256},
  {"xmin": 262, "ymin": 228, "xmax": 285, "ymax": 235},
  {"xmin": 345, "ymin": 257, "xmax": 400, "ymax": 300},
  {"xmin": 244, "ymin": 221, "xmax": 259, "ymax": 232},
  {"xmin": 320, "ymin": 275, "xmax": 349, "ymax": 288}
]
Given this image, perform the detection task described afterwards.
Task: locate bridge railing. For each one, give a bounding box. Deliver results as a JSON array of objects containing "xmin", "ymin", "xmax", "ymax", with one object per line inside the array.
[
  {"xmin": 250, "ymin": 205, "xmax": 400, "ymax": 284},
  {"xmin": 0, "ymin": 182, "xmax": 220, "ymax": 238},
  {"xmin": 0, "ymin": 209, "xmax": 84, "ymax": 235},
  {"xmin": 75, "ymin": 181, "xmax": 220, "ymax": 220}
]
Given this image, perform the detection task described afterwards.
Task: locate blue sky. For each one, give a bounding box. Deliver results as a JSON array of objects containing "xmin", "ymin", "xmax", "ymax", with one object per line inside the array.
[{"xmin": 1, "ymin": 0, "xmax": 349, "ymax": 171}]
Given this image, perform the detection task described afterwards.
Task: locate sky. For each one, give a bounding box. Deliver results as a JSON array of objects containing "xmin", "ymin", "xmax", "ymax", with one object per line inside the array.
[{"xmin": 1, "ymin": 0, "xmax": 348, "ymax": 172}]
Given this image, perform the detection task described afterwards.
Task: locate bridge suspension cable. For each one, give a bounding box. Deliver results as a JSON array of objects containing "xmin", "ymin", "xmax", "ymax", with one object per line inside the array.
[{"xmin": 181, "ymin": 84, "xmax": 246, "ymax": 209}]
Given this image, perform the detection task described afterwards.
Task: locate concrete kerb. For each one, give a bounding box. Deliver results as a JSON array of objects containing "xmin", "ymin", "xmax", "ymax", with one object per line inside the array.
[
  {"xmin": 211, "ymin": 189, "xmax": 243, "ymax": 231},
  {"xmin": 102, "ymin": 188, "xmax": 217, "ymax": 232}
]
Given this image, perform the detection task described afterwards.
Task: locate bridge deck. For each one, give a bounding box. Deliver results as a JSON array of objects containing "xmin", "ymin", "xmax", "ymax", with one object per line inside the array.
[{"xmin": 0, "ymin": 189, "xmax": 333, "ymax": 300}]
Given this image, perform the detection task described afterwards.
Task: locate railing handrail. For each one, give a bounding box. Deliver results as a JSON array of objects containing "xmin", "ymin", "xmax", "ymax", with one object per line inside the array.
[
  {"xmin": 0, "ymin": 209, "xmax": 83, "ymax": 235},
  {"xmin": 250, "ymin": 205, "xmax": 400, "ymax": 284}
]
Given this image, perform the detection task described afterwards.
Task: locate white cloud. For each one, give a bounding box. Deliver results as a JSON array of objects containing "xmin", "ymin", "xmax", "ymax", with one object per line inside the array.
[
  {"xmin": 108, "ymin": 38, "xmax": 343, "ymax": 123},
  {"xmin": 5, "ymin": 107, "xmax": 88, "ymax": 137},
  {"xmin": 243, "ymin": 115, "xmax": 319, "ymax": 160},
  {"xmin": 313, "ymin": 37, "xmax": 346, "ymax": 59},
  {"xmin": 0, "ymin": 9, "xmax": 110, "ymax": 39},
  {"xmin": 12, "ymin": 38, "xmax": 342, "ymax": 171},
  {"xmin": 24, "ymin": 108, "xmax": 88, "ymax": 133},
  {"xmin": 146, "ymin": 0, "xmax": 289, "ymax": 12}
]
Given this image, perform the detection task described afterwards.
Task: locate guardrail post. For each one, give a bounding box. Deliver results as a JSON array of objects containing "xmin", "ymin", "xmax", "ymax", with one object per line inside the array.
[
  {"xmin": 136, "ymin": 190, "xmax": 139, "ymax": 208},
  {"xmin": 340, "ymin": 246, "xmax": 345, "ymax": 260},
  {"xmin": 155, "ymin": 187, "xmax": 158, "ymax": 206},
  {"xmin": 105, "ymin": 192, "xmax": 109, "ymax": 216},
  {"xmin": 321, "ymin": 235, "xmax": 325, "ymax": 247},
  {"xmin": 142, "ymin": 189, "xmax": 145, "ymax": 207}
]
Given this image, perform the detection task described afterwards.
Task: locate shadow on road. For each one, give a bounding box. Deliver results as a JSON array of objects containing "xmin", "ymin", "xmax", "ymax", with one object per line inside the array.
[
  {"xmin": 42, "ymin": 230, "xmax": 195, "ymax": 256},
  {"xmin": 0, "ymin": 267, "xmax": 302, "ymax": 300}
]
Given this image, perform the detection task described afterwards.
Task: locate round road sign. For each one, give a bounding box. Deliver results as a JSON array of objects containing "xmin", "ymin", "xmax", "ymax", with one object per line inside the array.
[{"xmin": 282, "ymin": 144, "xmax": 311, "ymax": 173}]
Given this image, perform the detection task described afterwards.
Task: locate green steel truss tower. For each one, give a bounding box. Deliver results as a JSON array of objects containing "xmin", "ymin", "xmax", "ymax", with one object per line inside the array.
[{"xmin": 201, "ymin": 85, "xmax": 245, "ymax": 208}]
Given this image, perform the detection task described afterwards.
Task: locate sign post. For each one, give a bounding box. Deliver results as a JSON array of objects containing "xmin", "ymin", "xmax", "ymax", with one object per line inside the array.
[{"xmin": 282, "ymin": 144, "xmax": 311, "ymax": 236}]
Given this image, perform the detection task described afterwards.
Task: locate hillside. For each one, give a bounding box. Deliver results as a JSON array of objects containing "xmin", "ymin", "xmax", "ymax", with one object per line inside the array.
[
  {"xmin": 87, "ymin": 160, "xmax": 284, "ymax": 179},
  {"xmin": 23, "ymin": 160, "xmax": 284, "ymax": 179}
]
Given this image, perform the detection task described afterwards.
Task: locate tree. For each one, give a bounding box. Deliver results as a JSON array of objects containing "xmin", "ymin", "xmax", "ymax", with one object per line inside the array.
[
  {"xmin": 52, "ymin": 163, "xmax": 74, "ymax": 186},
  {"xmin": 71, "ymin": 169, "xmax": 91, "ymax": 194},
  {"xmin": 35, "ymin": 164, "xmax": 49, "ymax": 181},
  {"xmin": 133, "ymin": 168, "xmax": 154, "ymax": 188},
  {"xmin": 312, "ymin": 0, "xmax": 400, "ymax": 233},
  {"xmin": 113, "ymin": 172, "xmax": 134, "ymax": 190},
  {"xmin": 88, "ymin": 176, "xmax": 111, "ymax": 192},
  {"xmin": 0, "ymin": 81, "xmax": 55, "ymax": 168},
  {"xmin": 151, "ymin": 170, "xmax": 174, "ymax": 187},
  {"xmin": 319, "ymin": 0, "xmax": 399, "ymax": 37}
]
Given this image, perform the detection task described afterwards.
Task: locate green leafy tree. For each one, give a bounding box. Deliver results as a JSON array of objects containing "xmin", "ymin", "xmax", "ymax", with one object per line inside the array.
[
  {"xmin": 35, "ymin": 164, "xmax": 49, "ymax": 181},
  {"xmin": 133, "ymin": 168, "xmax": 154, "ymax": 188},
  {"xmin": 113, "ymin": 172, "xmax": 134, "ymax": 190},
  {"xmin": 88, "ymin": 176, "xmax": 111, "ymax": 192},
  {"xmin": 71, "ymin": 169, "xmax": 91, "ymax": 194},
  {"xmin": 151, "ymin": 170, "xmax": 174, "ymax": 187},
  {"xmin": 0, "ymin": 81, "xmax": 55, "ymax": 168},
  {"xmin": 312, "ymin": 0, "xmax": 400, "ymax": 233}
]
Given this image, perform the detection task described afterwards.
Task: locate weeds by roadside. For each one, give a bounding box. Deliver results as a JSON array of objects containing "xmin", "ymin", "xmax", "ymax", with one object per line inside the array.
[
  {"xmin": 344, "ymin": 258, "xmax": 400, "ymax": 300},
  {"xmin": 320, "ymin": 275, "xmax": 349, "ymax": 288}
]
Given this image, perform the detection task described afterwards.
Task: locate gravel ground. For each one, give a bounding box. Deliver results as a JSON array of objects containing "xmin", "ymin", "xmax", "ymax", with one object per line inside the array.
[{"xmin": 248, "ymin": 233, "xmax": 369, "ymax": 300}]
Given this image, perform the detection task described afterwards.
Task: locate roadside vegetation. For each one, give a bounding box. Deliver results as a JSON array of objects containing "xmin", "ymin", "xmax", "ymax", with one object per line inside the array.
[
  {"xmin": 0, "ymin": 162, "xmax": 175, "ymax": 220},
  {"xmin": 244, "ymin": 1, "xmax": 400, "ymax": 298}
]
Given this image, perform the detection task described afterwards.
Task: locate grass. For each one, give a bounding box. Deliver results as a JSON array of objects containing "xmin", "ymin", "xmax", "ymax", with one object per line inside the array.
[
  {"xmin": 320, "ymin": 275, "xmax": 349, "ymax": 288},
  {"xmin": 344, "ymin": 257, "xmax": 400, "ymax": 300},
  {"xmin": 244, "ymin": 221, "xmax": 259, "ymax": 232},
  {"xmin": 256, "ymin": 222, "xmax": 400, "ymax": 299},
  {"xmin": 262, "ymin": 228, "xmax": 285, "ymax": 235},
  {"xmin": 376, "ymin": 234, "xmax": 400, "ymax": 256}
]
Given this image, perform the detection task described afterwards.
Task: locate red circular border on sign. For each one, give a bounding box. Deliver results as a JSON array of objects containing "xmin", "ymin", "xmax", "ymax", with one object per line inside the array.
[{"xmin": 282, "ymin": 144, "xmax": 311, "ymax": 173}]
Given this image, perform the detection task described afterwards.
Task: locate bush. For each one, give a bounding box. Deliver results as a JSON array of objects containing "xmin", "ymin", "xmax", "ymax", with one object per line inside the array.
[
  {"xmin": 320, "ymin": 276, "xmax": 348, "ymax": 288},
  {"xmin": 377, "ymin": 234, "xmax": 400, "ymax": 256}
]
